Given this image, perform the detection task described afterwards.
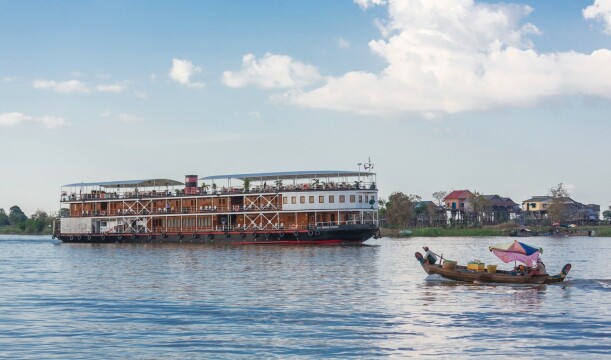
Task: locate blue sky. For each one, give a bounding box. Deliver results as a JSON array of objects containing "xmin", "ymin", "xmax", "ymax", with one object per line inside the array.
[{"xmin": 1, "ymin": 0, "xmax": 610, "ymax": 215}]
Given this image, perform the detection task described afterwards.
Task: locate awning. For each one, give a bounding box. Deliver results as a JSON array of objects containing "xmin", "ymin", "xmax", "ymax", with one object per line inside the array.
[
  {"xmin": 201, "ymin": 170, "xmax": 375, "ymax": 181},
  {"xmin": 63, "ymin": 179, "xmax": 184, "ymax": 188}
]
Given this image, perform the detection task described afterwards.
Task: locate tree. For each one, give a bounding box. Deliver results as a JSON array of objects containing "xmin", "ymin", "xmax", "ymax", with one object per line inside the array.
[
  {"xmin": 9, "ymin": 206, "xmax": 27, "ymax": 226},
  {"xmin": 385, "ymin": 192, "xmax": 421, "ymax": 229},
  {"xmin": 243, "ymin": 178, "xmax": 251, "ymax": 192},
  {"xmin": 603, "ymin": 206, "xmax": 611, "ymax": 223},
  {"xmin": 0, "ymin": 208, "xmax": 9, "ymax": 226},
  {"xmin": 432, "ymin": 191, "xmax": 447, "ymax": 207},
  {"xmin": 548, "ymin": 183, "xmax": 570, "ymax": 223}
]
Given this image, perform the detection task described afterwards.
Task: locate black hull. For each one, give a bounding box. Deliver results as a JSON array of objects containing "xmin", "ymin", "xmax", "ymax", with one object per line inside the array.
[{"xmin": 57, "ymin": 225, "xmax": 379, "ymax": 245}]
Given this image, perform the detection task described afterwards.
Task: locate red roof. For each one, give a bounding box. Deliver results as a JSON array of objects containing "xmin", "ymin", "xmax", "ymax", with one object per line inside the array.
[{"xmin": 444, "ymin": 190, "xmax": 474, "ymax": 201}]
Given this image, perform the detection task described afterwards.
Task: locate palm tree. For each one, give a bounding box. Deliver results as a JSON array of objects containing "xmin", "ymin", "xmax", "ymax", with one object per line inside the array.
[{"xmin": 243, "ymin": 178, "xmax": 251, "ymax": 192}]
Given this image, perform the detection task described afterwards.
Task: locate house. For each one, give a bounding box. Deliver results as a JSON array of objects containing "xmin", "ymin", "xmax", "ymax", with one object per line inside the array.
[
  {"xmin": 522, "ymin": 196, "xmax": 600, "ymax": 224},
  {"xmin": 444, "ymin": 190, "xmax": 475, "ymax": 212},
  {"xmin": 480, "ymin": 194, "xmax": 520, "ymax": 223},
  {"xmin": 443, "ymin": 190, "xmax": 475, "ymax": 223}
]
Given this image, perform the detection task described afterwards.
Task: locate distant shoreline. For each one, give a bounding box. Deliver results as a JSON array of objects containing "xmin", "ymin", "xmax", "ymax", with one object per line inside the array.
[{"xmin": 381, "ymin": 225, "xmax": 611, "ymax": 237}]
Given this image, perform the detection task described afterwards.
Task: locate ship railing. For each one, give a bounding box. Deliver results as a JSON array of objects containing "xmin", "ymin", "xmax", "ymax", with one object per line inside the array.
[{"xmin": 60, "ymin": 182, "xmax": 378, "ymax": 202}]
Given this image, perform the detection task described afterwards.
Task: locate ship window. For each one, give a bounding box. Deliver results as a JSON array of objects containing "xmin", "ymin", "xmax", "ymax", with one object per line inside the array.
[
  {"xmin": 359, "ymin": 195, "xmax": 363, "ymax": 203},
  {"xmin": 309, "ymin": 196, "xmax": 314, "ymax": 203},
  {"xmin": 350, "ymin": 195, "xmax": 355, "ymax": 203},
  {"xmin": 329, "ymin": 195, "xmax": 334, "ymax": 203},
  {"xmin": 283, "ymin": 197, "xmax": 287, "ymax": 204},
  {"xmin": 339, "ymin": 195, "xmax": 345, "ymax": 203},
  {"xmin": 300, "ymin": 196, "xmax": 305, "ymax": 204},
  {"xmin": 291, "ymin": 196, "xmax": 296, "ymax": 204},
  {"xmin": 319, "ymin": 196, "xmax": 324, "ymax": 203}
]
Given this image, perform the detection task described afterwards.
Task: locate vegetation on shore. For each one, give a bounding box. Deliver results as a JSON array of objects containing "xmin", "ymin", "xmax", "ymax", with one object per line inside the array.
[
  {"xmin": 0, "ymin": 206, "xmax": 55, "ymax": 235},
  {"xmin": 381, "ymin": 224, "xmax": 611, "ymax": 238}
]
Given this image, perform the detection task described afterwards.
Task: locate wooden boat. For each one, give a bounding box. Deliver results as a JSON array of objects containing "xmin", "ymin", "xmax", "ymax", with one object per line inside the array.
[{"xmin": 415, "ymin": 252, "xmax": 571, "ymax": 284}]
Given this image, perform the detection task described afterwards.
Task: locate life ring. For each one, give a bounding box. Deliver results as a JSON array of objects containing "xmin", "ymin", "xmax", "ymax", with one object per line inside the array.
[
  {"xmin": 293, "ymin": 231, "xmax": 299, "ymax": 238},
  {"xmin": 265, "ymin": 233, "xmax": 270, "ymax": 238},
  {"xmin": 279, "ymin": 232, "xmax": 285, "ymax": 238},
  {"xmin": 162, "ymin": 233, "xmax": 168, "ymax": 238},
  {"xmin": 192, "ymin": 233, "xmax": 199, "ymax": 239},
  {"xmin": 241, "ymin": 232, "xmax": 246, "ymax": 239},
  {"xmin": 314, "ymin": 230, "xmax": 321, "ymax": 237},
  {"xmin": 117, "ymin": 235, "xmax": 123, "ymax": 240},
  {"xmin": 147, "ymin": 234, "xmax": 153, "ymax": 240},
  {"xmin": 51, "ymin": 234, "xmax": 56, "ymax": 239},
  {"xmin": 225, "ymin": 231, "xmax": 231, "ymax": 238},
  {"xmin": 77, "ymin": 235, "xmax": 82, "ymax": 241},
  {"xmin": 178, "ymin": 233, "xmax": 184, "ymax": 239},
  {"xmin": 307, "ymin": 230, "xmax": 314, "ymax": 237},
  {"xmin": 253, "ymin": 232, "xmax": 259, "ymax": 238},
  {"xmin": 130, "ymin": 234, "xmax": 136, "ymax": 240},
  {"xmin": 69, "ymin": 235, "xmax": 74, "ymax": 241},
  {"xmin": 101, "ymin": 235, "xmax": 106, "ymax": 240},
  {"xmin": 207, "ymin": 233, "xmax": 214, "ymax": 240},
  {"xmin": 87, "ymin": 235, "xmax": 92, "ymax": 240}
]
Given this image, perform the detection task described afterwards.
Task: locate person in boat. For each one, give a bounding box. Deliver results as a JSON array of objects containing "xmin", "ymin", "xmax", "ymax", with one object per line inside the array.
[
  {"xmin": 527, "ymin": 259, "xmax": 547, "ymax": 277},
  {"xmin": 423, "ymin": 246, "xmax": 438, "ymax": 264}
]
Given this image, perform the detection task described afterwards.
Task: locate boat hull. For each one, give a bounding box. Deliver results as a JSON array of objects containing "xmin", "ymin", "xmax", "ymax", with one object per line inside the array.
[
  {"xmin": 415, "ymin": 252, "xmax": 570, "ymax": 284},
  {"xmin": 57, "ymin": 225, "xmax": 379, "ymax": 245}
]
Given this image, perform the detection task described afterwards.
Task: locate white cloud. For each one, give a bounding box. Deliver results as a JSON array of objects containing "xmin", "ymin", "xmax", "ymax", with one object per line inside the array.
[
  {"xmin": 337, "ymin": 36, "xmax": 350, "ymax": 49},
  {"xmin": 222, "ymin": 53, "xmax": 322, "ymax": 89},
  {"xmin": 33, "ymin": 79, "xmax": 90, "ymax": 93},
  {"xmin": 0, "ymin": 112, "xmax": 67, "ymax": 128},
  {"xmin": 289, "ymin": 0, "xmax": 611, "ymax": 116},
  {"xmin": 117, "ymin": 113, "xmax": 145, "ymax": 123},
  {"xmin": 584, "ymin": 0, "xmax": 611, "ymax": 34},
  {"xmin": 96, "ymin": 81, "xmax": 129, "ymax": 93},
  {"xmin": 169, "ymin": 59, "xmax": 204, "ymax": 88},
  {"xmin": 354, "ymin": 0, "xmax": 385, "ymax": 10}
]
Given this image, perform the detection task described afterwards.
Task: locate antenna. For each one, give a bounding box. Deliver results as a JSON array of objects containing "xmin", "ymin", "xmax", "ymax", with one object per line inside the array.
[{"xmin": 363, "ymin": 157, "xmax": 374, "ymax": 170}]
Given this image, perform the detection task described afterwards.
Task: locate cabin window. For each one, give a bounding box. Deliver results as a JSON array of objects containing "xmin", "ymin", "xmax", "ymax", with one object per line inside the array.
[
  {"xmin": 350, "ymin": 195, "xmax": 355, "ymax": 203},
  {"xmin": 364, "ymin": 195, "xmax": 368, "ymax": 203},
  {"xmin": 300, "ymin": 196, "xmax": 305, "ymax": 204},
  {"xmin": 329, "ymin": 195, "xmax": 335, "ymax": 203},
  {"xmin": 283, "ymin": 197, "xmax": 287, "ymax": 204},
  {"xmin": 309, "ymin": 196, "xmax": 314, "ymax": 203},
  {"xmin": 291, "ymin": 196, "xmax": 296, "ymax": 204},
  {"xmin": 359, "ymin": 195, "xmax": 363, "ymax": 203},
  {"xmin": 319, "ymin": 196, "xmax": 324, "ymax": 203},
  {"xmin": 339, "ymin": 195, "xmax": 345, "ymax": 203}
]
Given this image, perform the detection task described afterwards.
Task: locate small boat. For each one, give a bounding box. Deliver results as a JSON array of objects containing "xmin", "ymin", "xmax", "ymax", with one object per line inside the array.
[{"xmin": 415, "ymin": 240, "xmax": 572, "ymax": 284}]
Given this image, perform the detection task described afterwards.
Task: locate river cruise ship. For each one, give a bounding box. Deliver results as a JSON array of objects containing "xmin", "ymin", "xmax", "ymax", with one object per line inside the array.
[{"xmin": 55, "ymin": 170, "xmax": 380, "ymax": 244}]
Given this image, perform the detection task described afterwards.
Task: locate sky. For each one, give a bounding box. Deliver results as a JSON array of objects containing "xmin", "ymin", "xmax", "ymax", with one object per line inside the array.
[{"xmin": 1, "ymin": 0, "xmax": 610, "ymax": 215}]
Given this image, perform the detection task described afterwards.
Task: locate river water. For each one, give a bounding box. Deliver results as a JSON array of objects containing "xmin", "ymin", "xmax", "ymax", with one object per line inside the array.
[{"xmin": 0, "ymin": 235, "xmax": 609, "ymax": 359}]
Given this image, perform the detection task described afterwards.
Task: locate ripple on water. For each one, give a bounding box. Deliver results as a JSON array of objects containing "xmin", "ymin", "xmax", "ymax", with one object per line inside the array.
[{"xmin": 0, "ymin": 235, "xmax": 609, "ymax": 358}]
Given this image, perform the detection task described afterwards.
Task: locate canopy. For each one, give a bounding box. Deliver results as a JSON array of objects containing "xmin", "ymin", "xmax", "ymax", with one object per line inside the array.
[
  {"xmin": 489, "ymin": 240, "xmax": 542, "ymax": 265},
  {"xmin": 63, "ymin": 179, "xmax": 184, "ymax": 188},
  {"xmin": 201, "ymin": 170, "xmax": 374, "ymax": 181}
]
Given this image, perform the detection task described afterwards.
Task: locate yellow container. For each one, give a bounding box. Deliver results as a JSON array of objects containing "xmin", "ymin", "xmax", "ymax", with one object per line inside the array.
[
  {"xmin": 467, "ymin": 261, "xmax": 485, "ymax": 271},
  {"xmin": 487, "ymin": 264, "xmax": 497, "ymax": 273}
]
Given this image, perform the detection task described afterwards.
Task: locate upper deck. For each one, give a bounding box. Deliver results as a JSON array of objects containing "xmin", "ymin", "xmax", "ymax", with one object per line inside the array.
[{"xmin": 60, "ymin": 170, "xmax": 377, "ymax": 203}]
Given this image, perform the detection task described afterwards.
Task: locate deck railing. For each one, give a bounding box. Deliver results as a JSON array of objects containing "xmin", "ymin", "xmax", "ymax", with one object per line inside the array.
[{"xmin": 61, "ymin": 182, "xmax": 377, "ymax": 202}]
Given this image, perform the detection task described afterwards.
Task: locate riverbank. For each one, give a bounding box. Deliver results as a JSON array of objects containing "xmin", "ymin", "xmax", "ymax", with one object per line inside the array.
[{"xmin": 381, "ymin": 225, "xmax": 611, "ymax": 237}]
